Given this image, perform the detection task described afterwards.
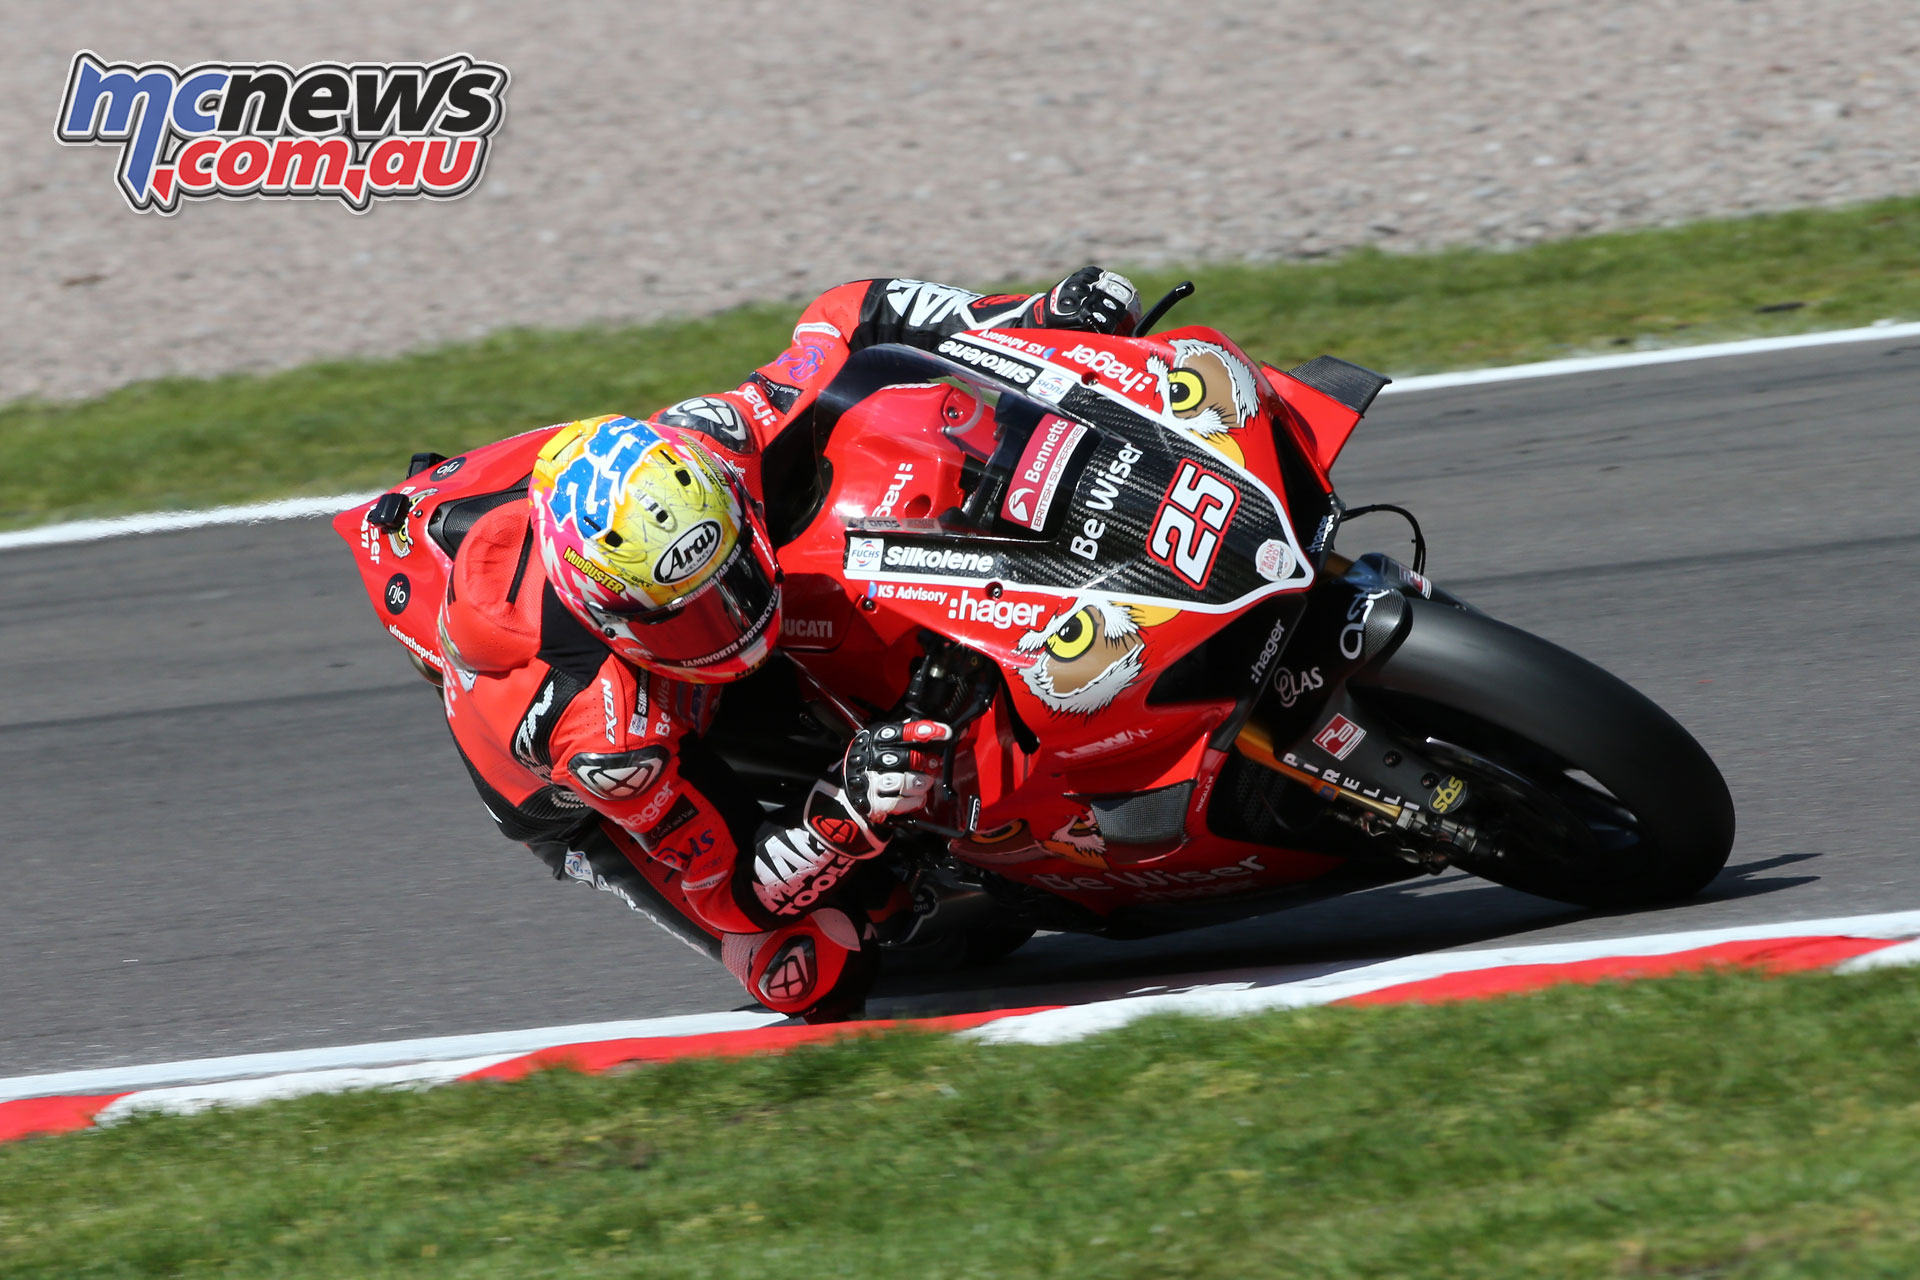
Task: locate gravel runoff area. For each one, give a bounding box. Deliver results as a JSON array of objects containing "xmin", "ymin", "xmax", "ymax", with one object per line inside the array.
[{"xmin": 11, "ymin": 0, "xmax": 1920, "ymax": 403}]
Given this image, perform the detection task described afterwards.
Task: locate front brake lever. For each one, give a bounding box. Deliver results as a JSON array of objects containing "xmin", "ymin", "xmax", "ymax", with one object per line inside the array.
[{"xmin": 1137, "ymin": 280, "xmax": 1196, "ymax": 336}]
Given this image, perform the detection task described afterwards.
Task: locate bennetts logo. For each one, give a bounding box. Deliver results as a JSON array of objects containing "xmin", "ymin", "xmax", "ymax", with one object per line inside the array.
[{"xmin": 55, "ymin": 51, "xmax": 509, "ymax": 215}]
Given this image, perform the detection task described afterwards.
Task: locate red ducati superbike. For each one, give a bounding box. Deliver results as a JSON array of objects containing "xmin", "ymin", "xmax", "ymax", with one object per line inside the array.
[{"xmin": 340, "ymin": 284, "xmax": 1735, "ymax": 964}]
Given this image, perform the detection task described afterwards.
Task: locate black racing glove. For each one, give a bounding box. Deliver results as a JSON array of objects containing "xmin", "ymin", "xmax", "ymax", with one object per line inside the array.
[
  {"xmin": 841, "ymin": 719, "xmax": 955, "ymax": 828},
  {"xmin": 747, "ymin": 720, "xmax": 954, "ymax": 918},
  {"xmin": 1022, "ymin": 266, "xmax": 1143, "ymax": 336}
]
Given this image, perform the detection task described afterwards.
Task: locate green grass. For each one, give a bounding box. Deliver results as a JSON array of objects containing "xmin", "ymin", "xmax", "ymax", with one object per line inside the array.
[
  {"xmin": 6, "ymin": 195, "xmax": 1920, "ymax": 529},
  {"xmin": 9, "ymin": 968, "xmax": 1920, "ymax": 1277}
]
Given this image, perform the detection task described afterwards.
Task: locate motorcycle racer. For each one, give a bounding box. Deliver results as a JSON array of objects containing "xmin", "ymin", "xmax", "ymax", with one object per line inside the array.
[{"xmin": 437, "ymin": 267, "xmax": 1142, "ymax": 1021}]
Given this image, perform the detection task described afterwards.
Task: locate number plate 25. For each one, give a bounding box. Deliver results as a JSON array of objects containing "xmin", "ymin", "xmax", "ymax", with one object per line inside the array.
[{"xmin": 1148, "ymin": 460, "xmax": 1240, "ymax": 589}]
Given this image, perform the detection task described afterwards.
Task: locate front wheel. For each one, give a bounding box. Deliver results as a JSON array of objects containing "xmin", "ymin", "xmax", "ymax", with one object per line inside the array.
[{"xmin": 1351, "ymin": 599, "xmax": 1735, "ymax": 908}]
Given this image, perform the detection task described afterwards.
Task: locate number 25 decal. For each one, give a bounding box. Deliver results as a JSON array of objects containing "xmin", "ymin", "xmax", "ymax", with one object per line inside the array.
[{"xmin": 1148, "ymin": 460, "xmax": 1240, "ymax": 589}]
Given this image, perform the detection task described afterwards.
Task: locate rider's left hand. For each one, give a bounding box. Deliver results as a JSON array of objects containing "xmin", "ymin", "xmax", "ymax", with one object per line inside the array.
[{"xmin": 1027, "ymin": 266, "xmax": 1143, "ymax": 336}]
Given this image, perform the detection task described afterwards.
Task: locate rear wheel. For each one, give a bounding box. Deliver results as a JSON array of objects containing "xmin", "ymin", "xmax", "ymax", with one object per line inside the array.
[
  {"xmin": 881, "ymin": 918, "xmax": 1037, "ymax": 974},
  {"xmin": 956, "ymin": 918, "xmax": 1039, "ymax": 966},
  {"xmin": 1351, "ymin": 599, "xmax": 1735, "ymax": 907}
]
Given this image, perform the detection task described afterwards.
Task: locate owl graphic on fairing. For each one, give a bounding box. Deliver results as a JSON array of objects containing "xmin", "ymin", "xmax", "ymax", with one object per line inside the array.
[
  {"xmin": 1015, "ymin": 597, "xmax": 1177, "ymax": 716},
  {"xmin": 1147, "ymin": 338, "xmax": 1263, "ymax": 466}
]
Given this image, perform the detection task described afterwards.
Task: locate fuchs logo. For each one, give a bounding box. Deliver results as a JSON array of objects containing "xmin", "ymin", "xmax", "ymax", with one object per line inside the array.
[
  {"xmin": 54, "ymin": 51, "xmax": 509, "ymax": 214},
  {"xmin": 654, "ymin": 520, "xmax": 723, "ymax": 585}
]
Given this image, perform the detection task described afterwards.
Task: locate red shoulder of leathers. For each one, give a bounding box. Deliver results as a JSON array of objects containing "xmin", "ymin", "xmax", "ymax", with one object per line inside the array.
[{"xmin": 442, "ymin": 501, "xmax": 543, "ymax": 673}]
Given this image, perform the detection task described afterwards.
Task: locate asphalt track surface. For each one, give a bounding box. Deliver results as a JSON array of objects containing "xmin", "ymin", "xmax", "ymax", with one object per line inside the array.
[{"xmin": 4, "ymin": 336, "xmax": 1916, "ymax": 1076}]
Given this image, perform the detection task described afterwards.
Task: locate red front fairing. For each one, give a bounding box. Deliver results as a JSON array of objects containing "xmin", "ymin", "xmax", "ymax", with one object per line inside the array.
[{"xmin": 777, "ymin": 325, "xmax": 1344, "ymax": 915}]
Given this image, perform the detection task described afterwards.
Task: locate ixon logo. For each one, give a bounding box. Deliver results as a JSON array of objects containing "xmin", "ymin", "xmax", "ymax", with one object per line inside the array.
[{"xmin": 54, "ymin": 51, "xmax": 508, "ymax": 214}]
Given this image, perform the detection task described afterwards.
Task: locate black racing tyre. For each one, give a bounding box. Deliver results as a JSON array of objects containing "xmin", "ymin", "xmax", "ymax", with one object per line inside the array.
[
  {"xmin": 957, "ymin": 919, "xmax": 1039, "ymax": 967},
  {"xmin": 1350, "ymin": 597, "xmax": 1735, "ymax": 908},
  {"xmin": 880, "ymin": 918, "xmax": 1037, "ymax": 974}
]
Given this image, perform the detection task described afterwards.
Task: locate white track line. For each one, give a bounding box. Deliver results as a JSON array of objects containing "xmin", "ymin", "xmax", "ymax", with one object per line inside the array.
[
  {"xmin": 1835, "ymin": 938, "xmax": 1920, "ymax": 973},
  {"xmin": 1378, "ymin": 318, "xmax": 1920, "ymax": 395},
  {"xmin": 92, "ymin": 1055, "xmax": 521, "ymax": 1123},
  {"xmin": 0, "ymin": 492, "xmax": 381, "ymax": 551},
  {"xmin": 4, "ymin": 318, "xmax": 1917, "ymax": 555},
  {"xmin": 0, "ymin": 1011, "xmax": 782, "ymax": 1104},
  {"xmin": 9, "ymin": 909, "xmax": 1920, "ymax": 1103},
  {"xmin": 964, "ymin": 907, "xmax": 1920, "ymax": 1046}
]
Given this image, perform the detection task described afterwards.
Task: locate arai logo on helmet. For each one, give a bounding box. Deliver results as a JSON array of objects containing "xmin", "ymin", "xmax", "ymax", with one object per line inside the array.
[{"xmin": 655, "ymin": 519, "xmax": 723, "ymax": 585}]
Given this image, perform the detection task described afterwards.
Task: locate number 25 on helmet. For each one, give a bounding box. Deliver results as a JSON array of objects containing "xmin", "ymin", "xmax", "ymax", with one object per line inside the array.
[{"xmin": 530, "ymin": 414, "xmax": 782, "ymax": 683}]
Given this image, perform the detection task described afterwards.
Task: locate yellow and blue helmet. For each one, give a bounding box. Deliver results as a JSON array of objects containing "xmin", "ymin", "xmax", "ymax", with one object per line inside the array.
[{"xmin": 530, "ymin": 415, "xmax": 780, "ymax": 682}]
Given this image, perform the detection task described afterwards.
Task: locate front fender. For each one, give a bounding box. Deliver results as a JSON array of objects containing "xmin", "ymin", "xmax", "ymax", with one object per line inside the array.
[
  {"xmin": 1255, "ymin": 573, "xmax": 1412, "ymax": 737},
  {"xmin": 1349, "ymin": 596, "xmax": 1724, "ymax": 812}
]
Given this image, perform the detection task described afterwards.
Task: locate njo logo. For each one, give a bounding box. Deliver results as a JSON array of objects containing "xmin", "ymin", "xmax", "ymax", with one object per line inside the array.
[{"xmin": 54, "ymin": 51, "xmax": 509, "ymax": 214}]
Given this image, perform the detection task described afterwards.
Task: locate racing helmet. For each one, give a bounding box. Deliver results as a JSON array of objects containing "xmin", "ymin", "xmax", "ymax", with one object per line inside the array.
[{"xmin": 530, "ymin": 414, "xmax": 781, "ymax": 683}]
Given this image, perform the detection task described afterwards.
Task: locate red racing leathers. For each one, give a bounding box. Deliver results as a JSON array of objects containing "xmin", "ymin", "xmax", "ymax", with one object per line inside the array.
[{"xmin": 437, "ymin": 272, "xmax": 1139, "ymax": 1017}]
